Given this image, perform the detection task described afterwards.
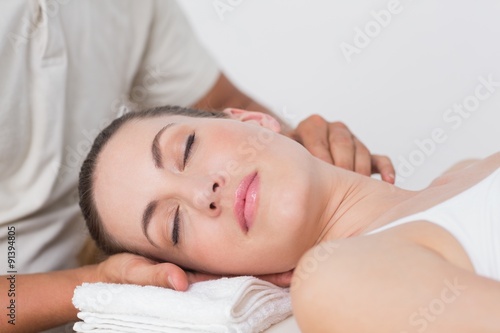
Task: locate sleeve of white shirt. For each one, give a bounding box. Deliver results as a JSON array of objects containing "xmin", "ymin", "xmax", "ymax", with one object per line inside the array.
[{"xmin": 130, "ymin": 0, "xmax": 220, "ymax": 108}]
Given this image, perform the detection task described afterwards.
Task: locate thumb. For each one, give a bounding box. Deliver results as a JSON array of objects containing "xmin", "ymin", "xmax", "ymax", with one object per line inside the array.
[
  {"xmin": 282, "ymin": 129, "xmax": 302, "ymax": 143},
  {"xmin": 99, "ymin": 253, "xmax": 191, "ymax": 291},
  {"xmin": 132, "ymin": 262, "xmax": 190, "ymax": 291},
  {"xmin": 186, "ymin": 271, "xmax": 222, "ymax": 284},
  {"xmin": 256, "ymin": 270, "xmax": 294, "ymax": 287}
]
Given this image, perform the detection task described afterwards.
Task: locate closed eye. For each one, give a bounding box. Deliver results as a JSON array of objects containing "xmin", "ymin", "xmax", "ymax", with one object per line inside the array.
[
  {"xmin": 183, "ymin": 133, "xmax": 196, "ymax": 169},
  {"xmin": 172, "ymin": 132, "xmax": 194, "ymax": 246},
  {"xmin": 172, "ymin": 206, "xmax": 180, "ymax": 245}
]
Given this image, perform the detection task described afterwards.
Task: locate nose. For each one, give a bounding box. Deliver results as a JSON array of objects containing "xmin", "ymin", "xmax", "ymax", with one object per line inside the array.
[{"xmin": 189, "ymin": 176, "xmax": 224, "ymax": 217}]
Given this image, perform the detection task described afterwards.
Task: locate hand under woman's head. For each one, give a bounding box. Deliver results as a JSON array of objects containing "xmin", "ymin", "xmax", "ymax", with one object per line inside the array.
[{"xmin": 79, "ymin": 106, "xmax": 332, "ymax": 276}]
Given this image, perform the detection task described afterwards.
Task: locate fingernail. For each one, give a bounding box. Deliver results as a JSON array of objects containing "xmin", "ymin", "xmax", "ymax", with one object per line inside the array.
[{"xmin": 168, "ymin": 276, "xmax": 178, "ymax": 290}]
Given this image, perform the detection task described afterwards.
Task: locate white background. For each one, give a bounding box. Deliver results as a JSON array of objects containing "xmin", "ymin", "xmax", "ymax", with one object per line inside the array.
[{"xmin": 179, "ymin": 0, "xmax": 500, "ymax": 190}]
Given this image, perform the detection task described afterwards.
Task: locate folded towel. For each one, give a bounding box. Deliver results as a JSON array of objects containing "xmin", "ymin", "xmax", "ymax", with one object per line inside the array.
[{"xmin": 72, "ymin": 276, "xmax": 292, "ymax": 333}]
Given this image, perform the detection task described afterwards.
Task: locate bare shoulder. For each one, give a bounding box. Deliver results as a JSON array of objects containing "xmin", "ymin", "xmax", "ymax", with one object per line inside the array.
[
  {"xmin": 429, "ymin": 152, "xmax": 500, "ymax": 188},
  {"xmin": 291, "ymin": 232, "xmax": 500, "ymax": 333}
]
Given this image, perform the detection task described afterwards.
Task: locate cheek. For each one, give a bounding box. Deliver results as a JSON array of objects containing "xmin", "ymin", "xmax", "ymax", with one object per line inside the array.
[
  {"xmin": 211, "ymin": 125, "xmax": 272, "ymax": 164},
  {"xmin": 181, "ymin": 217, "xmax": 301, "ymax": 275},
  {"xmin": 180, "ymin": 219, "xmax": 237, "ymax": 270},
  {"xmin": 185, "ymin": 226, "xmax": 275, "ymax": 275},
  {"xmin": 257, "ymin": 171, "xmax": 313, "ymax": 269},
  {"xmin": 262, "ymin": 159, "xmax": 312, "ymax": 228},
  {"xmin": 193, "ymin": 138, "xmax": 239, "ymax": 176}
]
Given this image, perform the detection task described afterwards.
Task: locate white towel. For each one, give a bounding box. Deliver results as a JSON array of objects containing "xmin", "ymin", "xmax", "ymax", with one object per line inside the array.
[{"xmin": 72, "ymin": 276, "xmax": 292, "ymax": 333}]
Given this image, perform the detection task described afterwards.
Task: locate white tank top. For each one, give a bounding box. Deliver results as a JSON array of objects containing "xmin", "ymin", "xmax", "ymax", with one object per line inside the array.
[{"xmin": 368, "ymin": 168, "xmax": 500, "ymax": 281}]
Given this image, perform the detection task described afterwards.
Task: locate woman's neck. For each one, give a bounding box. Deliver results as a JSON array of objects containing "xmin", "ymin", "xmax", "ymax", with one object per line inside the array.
[{"xmin": 314, "ymin": 161, "xmax": 417, "ymax": 244}]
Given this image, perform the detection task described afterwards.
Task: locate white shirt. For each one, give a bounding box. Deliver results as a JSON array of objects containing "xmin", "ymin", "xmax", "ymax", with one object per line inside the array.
[
  {"xmin": 368, "ymin": 167, "xmax": 500, "ymax": 281},
  {"xmin": 0, "ymin": 0, "xmax": 219, "ymax": 273}
]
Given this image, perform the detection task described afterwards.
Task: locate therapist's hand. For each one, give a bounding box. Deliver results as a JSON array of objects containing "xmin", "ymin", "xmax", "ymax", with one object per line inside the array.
[
  {"xmin": 96, "ymin": 253, "xmax": 293, "ymax": 290},
  {"xmin": 256, "ymin": 270, "xmax": 293, "ymax": 287},
  {"xmin": 287, "ymin": 114, "xmax": 395, "ymax": 183},
  {"xmin": 96, "ymin": 253, "xmax": 224, "ymax": 290},
  {"xmin": 96, "ymin": 253, "xmax": 193, "ymax": 291}
]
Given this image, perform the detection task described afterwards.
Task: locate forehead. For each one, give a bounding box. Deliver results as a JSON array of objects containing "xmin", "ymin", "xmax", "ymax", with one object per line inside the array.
[
  {"xmin": 98, "ymin": 115, "xmax": 182, "ymax": 175},
  {"xmin": 93, "ymin": 115, "xmax": 180, "ymax": 229},
  {"xmin": 99, "ymin": 113, "xmax": 204, "ymax": 166}
]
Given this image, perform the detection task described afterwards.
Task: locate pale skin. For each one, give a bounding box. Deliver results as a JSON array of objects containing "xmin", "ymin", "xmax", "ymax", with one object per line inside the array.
[
  {"xmin": 94, "ymin": 109, "xmax": 500, "ymax": 333},
  {"xmin": 292, "ymin": 154, "xmax": 500, "ymax": 333},
  {"xmin": 0, "ymin": 73, "xmax": 394, "ymax": 332}
]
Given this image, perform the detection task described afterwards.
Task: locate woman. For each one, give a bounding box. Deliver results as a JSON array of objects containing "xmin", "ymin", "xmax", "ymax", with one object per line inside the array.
[{"xmin": 79, "ymin": 105, "xmax": 500, "ymax": 332}]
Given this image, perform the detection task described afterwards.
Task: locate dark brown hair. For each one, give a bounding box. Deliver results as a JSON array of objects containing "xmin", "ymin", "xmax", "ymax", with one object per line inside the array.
[{"xmin": 78, "ymin": 105, "xmax": 227, "ymax": 256}]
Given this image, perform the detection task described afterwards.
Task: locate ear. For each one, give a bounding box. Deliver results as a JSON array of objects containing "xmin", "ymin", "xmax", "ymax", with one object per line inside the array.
[{"xmin": 223, "ymin": 108, "xmax": 281, "ymax": 133}]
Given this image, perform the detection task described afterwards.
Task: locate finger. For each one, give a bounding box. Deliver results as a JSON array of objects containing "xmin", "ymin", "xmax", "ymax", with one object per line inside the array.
[
  {"xmin": 353, "ymin": 137, "xmax": 371, "ymax": 176},
  {"xmin": 186, "ymin": 271, "xmax": 222, "ymax": 284},
  {"xmin": 135, "ymin": 263, "xmax": 189, "ymax": 291},
  {"xmin": 283, "ymin": 129, "xmax": 302, "ymax": 144},
  {"xmin": 125, "ymin": 259, "xmax": 189, "ymax": 291},
  {"xmin": 371, "ymin": 155, "xmax": 396, "ymax": 183},
  {"xmin": 98, "ymin": 253, "xmax": 191, "ymax": 291},
  {"xmin": 256, "ymin": 270, "xmax": 294, "ymax": 288},
  {"xmin": 328, "ymin": 121, "xmax": 355, "ymax": 171},
  {"xmin": 295, "ymin": 115, "xmax": 334, "ymax": 164}
]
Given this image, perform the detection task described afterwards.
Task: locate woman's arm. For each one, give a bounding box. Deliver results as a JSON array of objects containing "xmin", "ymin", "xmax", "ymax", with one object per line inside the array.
[{"xmin": 291, "ymin": 235, "xmax": 500, "ymax": 333}]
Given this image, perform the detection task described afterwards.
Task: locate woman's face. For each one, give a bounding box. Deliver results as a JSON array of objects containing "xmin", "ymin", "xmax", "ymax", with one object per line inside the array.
[{"xmin": 94, "ymin": 110, "xmax": 325, "ymax": 275}]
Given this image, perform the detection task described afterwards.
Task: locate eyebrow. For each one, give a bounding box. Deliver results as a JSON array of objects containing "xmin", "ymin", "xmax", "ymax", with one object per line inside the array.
[
  {"xmin": 142, "ymin": 201, "xmax": 159, "ymax": 248},
  {"xmin": 152, "ymin": 123, "xmax": 176, "ymax": 169},
  {"xmin": 142, "ymin": 122, "xmax": 176, "ymax": 247}
]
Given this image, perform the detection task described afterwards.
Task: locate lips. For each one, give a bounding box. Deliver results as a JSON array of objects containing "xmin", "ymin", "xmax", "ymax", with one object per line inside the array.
[{"xmin": 234, "ymin": 172, "xmax": 259, "ymax": 233}]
